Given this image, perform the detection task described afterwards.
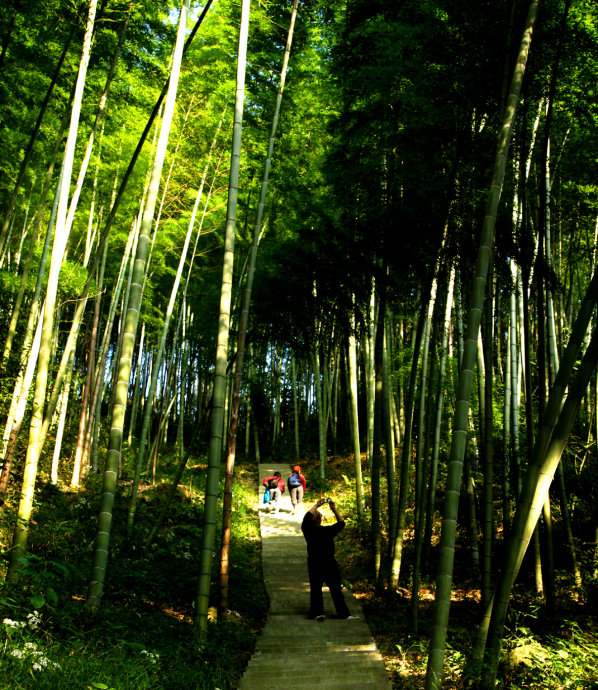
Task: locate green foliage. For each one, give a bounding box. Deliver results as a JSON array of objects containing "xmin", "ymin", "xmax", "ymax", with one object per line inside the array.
[
  {"xmin": 14, "ymin": 554, "xmax": 65, "ymax": 613},
  {"xmin": 307, "ymin": 472, "xmax": 331, "ymax": 495},
  {"xmin": 498, "ymin": 619, "xmax": 598, "ymax": 689},
  {"xmin": 0, "ymin": 455, "xmax": 266, "ymax": 689},
  {"xmin": 2, "ymin": 0, "xmax": 598, "ymax": 687}
]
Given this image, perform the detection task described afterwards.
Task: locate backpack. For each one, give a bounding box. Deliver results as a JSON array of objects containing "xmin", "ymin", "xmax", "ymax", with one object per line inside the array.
[
  {"xmin": 288, "ymin": 472, "xmax": 302, "ymax": 488},
  {"xmin": 267, "ymin": 478, "xmax": 278, "ymax": 490}
]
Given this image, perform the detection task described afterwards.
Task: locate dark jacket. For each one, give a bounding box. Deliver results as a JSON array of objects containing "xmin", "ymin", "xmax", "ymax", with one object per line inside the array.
[{"xmin": 301, "ymin": 511, "xmax": 345, "ymax": 563}]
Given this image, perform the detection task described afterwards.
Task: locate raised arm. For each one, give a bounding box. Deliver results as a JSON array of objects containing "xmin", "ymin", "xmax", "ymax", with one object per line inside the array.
[{"xmin": 328, "ymin": 500, "xmax": 343, "ymax": 523}]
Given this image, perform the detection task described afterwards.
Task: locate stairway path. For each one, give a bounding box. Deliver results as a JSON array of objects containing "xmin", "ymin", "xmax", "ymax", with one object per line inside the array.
[{"xmin": 239, "ymin": 463, "xmax": 391, "ymax": 690}]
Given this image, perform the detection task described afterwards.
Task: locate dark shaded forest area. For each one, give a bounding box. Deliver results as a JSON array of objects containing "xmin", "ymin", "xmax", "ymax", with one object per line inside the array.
[{"xmin": 1, "ymin": 0, "xmax": 598, "ymax": 687}]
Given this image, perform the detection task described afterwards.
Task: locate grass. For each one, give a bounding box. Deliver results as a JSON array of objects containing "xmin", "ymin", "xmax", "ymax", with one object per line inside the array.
[
  {"xmin": 1, "ymin": 449, "xmax": 598, "ymax": 688},
  {"xmin": 0, "ymin": 453, "xmax": 267, "ymax": 689}
]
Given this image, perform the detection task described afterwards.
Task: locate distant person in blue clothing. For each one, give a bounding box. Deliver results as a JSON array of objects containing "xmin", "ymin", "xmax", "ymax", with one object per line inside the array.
[
  {"xmin": 287, "ymin": 465, "xmax": 306, "ymax": 514},
  {"xmin": 301, "ymin": 498, "xmax": 357, "ymax": 622}
]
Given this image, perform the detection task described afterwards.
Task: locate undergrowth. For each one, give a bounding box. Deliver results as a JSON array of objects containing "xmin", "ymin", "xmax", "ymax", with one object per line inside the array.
[
  {"xmin": 1, "ymin": 449, "xmax": 597, "ymax": 688},
  {"xmin": 0, "ymin": 452, "xmax": 267, "ymax": 689},
  {"xmin": 322, "ymin": 454, "xmax": 598, "ymax": 690}
]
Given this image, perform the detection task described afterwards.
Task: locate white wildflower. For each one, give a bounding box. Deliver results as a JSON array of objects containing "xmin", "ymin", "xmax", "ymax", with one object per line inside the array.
[
  {"xmin": 32, "ymin": 656, "xmax": 48, "ymax": 670},
  {"xmin": 31, "ymin": 655, "xmax": 61, "ymax": 672},
  {"xmin": 3, "ymin": 618, "xmax": 26, "ymax": 629},
  {"xmin": 141, "ymin": 649, "xmax": 160, "ymax": 664},
  {"xmin": 9, "ymin": 639, "xmax": 61, "ymax": 672},
  {"xmin": 27, "ymin": 611, "xmax": 41, "ymax": 630}
]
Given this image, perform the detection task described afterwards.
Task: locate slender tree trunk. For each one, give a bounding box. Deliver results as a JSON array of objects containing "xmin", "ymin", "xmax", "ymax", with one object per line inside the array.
[
  {"xmin": 292, "ymin": 355, "xmax": 300, "ymax": 460},
  {"xmin": 195, "ymin": 0, "xmax": 250, "ymax": 640},
  {"xmin": 64, "ymin": 8, "xmax": 130, "ymax": 246},
  {"xmin": 1, "ymin": 100, "xmax": 71, "ymax": 368},
  {"xmin": 72, "ymin": 229, "xmax": 109, "ymax": 486},
  {"xmin": 85, "ymin": 0, "xmax": 189, "ymax": 611},
  {"xmin": 219, "ymin": 0, "xmax": 298, "ymax": 613},
  {"xmin": 480, "ymin": 318, "xmax": 598, "ymax": 686},
  {"xmin": 177, "ymin": 299, "xmax": 188, "ymax": 459},
  {"xmin": 465, "ymin": 407, "xmax": 481, "ymax": 571},
  {"xmin": 424, "ymin": 266, "xmax": 455, "ymax": 569},
  {"xmin": 380, "ymin": 315, "xmax": 396, "ymax": 547},
  {"xmin": 128, "ymin": 323, "xmax": 146, "ymax": 446},
  {"xmin": 313, "ymin": 338, "xmax": 327, "ymax": 478},
  {"xmin": 0, "ymin": 316, "xmax": 42, "ymax": 509},
  {"xmin": 390, "ymin": 288, "xmax": 427, "ymax": 586},
  {"xmin": 348, "ymin": 307, "xmax": 364, "ymax": 521},
  {"xmin": 372, "ymin": 320, "xmax": 383, "ymax": 582},
  {"xmin": 6, "ymin": 0, "xmax": 98, "ymax": 582},
  {"xmin": 50, "ymin": 349, "xmax": 76, "ymax": 484},
  {"xmin": 410, "ymin": 274, "xmax": 439, "ymax": 627},
  {"xmin": 424, "ymin": 4, "xmax": 539, "ymax": 685},
  {"xmin": 127, "ymin": 132, "xmax": 213, "ymax": 537},
  {"xmin": 0, "ymin": 152, "xmax": 67, "ymax": 460},
  {"xmin": 481, "ymin": 266, "xmax": 494, "ymax": 610},
  {"xmin": 70, "ymin": 324, "xmax": 94, "ymax": 486},
  {"xmin": 365, "ymin": 283, "xmax": 377, "ymax": 468}
]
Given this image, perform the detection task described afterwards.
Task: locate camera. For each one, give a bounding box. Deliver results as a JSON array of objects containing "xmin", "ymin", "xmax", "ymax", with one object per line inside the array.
[{"xmin": 322, "ymin": 498, "xmax": 331, "ymax": 503}]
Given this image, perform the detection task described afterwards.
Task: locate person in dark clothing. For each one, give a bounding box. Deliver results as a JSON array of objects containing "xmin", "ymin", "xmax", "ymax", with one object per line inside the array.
[{"xmin": 301, "ymin": 498, "xmax": 357, "ymax": 621}]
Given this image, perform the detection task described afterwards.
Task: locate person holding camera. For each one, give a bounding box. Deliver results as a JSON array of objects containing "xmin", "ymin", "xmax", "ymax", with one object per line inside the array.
[{"xmin": 301, "ymin": 498, "xmax": 356, "ymax": 621}]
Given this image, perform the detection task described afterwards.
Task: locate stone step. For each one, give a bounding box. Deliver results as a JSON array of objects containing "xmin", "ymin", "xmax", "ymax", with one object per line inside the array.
[
  {"xmin": 241, "ymin": 669, "xmax": 390, "ymax": 686},
  {"xmin": 259, "ymin": 614, "xmax": 364, "ymax": 625},
  {"xmin": 251, "ymin": 641, "xmax": 380, "ymax": 654},
  {"xmin": 241, "ymin": 682, "xmax": 389, "ymax": 690},
  {"xmin": 247, "ymin": 657, "xmax": 386, "ymax": 672},
  {"xmin": 240, "ymin": 668, "xmax": 390, "ymax": 690},
  {"xmin": 251, "ymin": 649, "xmax": 385, "ymax": 662},
  {"xmin": 238, "ymin": 465, "xmax": 392, "ymax": 690},
  {"xmin": 262, "ymin": 620, "xmax": 370, "ymax": 644}
]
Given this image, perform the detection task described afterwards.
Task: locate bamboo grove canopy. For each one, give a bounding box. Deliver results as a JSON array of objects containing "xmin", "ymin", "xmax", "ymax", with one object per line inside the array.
[{"xmin": 1, "ymin": 0, "xmax": 598, "ymax": 687}]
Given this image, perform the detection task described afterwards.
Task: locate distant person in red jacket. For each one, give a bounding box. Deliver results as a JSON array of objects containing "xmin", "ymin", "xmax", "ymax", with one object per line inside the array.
[
  {"xmin": 287, "ymin": 465, "xmax": 306, "ymax": 514},
  {"xmin": 262, "ymin": 472, "xmax": 284, "ymax": 514}
]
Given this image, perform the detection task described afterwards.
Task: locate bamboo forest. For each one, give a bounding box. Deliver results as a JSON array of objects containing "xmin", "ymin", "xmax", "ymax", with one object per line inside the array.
[{"xmin": 2, "ymin": 0, "xmax": 598, "ymax": 687}]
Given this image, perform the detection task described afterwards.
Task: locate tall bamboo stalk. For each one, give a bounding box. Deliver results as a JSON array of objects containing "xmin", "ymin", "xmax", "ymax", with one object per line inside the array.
[
  {"xmin": 424, "ymin": 3, "xmax": 539, "ymax": 685},
  {"xmin": 7, "ymin": 0, "xmax": 98, "ymax": 582},
  {"xmin": 218, "ymin": 0, "xmax": 299, "ymax": 613},
  {"xmin": 127, "ymin": 125, "xmax": 217, "ymax": 537},
  {"xmin": 85, "ymin": 0, "xmax": 189, "ymax": 612},
  {"xmin": 195, "ymin": 0, "xmax": 250, "ymax": 641}
]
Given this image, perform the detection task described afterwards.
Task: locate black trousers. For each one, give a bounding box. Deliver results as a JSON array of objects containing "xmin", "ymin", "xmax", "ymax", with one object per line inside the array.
[{"xmin": 307, "ymin": 556, "xmax": 350, "ymax": 618}]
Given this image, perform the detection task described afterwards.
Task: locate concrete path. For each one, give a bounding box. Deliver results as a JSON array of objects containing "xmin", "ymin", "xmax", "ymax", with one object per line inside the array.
[{"xmin": 239, "ymin": 463, "xmax": 391, "ymax": 689}]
